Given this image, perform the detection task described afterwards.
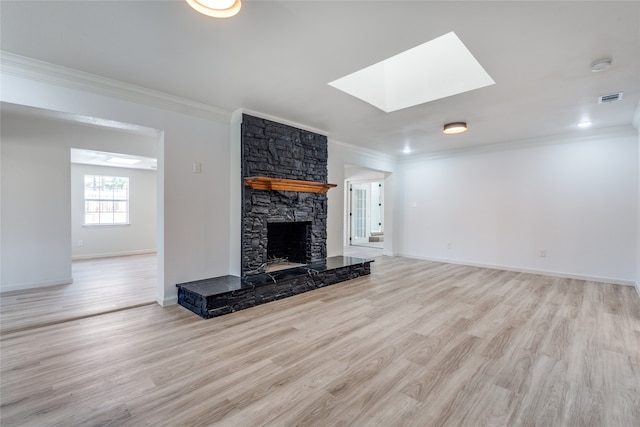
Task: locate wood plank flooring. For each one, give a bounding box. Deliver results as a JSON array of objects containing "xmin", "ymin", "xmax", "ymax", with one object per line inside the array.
[
  {"xmin": 343, "ymin": 244, "xmax": 384, "ymax": 260},
  {"xmin": 0, "ymin": 254, "xmax": 157, "ymax": 334},
  {"xmin": 1, "ymin": 256, "xmax": 639, "ymax": 426}
]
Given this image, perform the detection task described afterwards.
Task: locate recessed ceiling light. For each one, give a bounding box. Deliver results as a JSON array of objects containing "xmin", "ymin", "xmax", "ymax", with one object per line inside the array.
[
  {"xmin": 185, "ymin": 0, "xmax": 242, "ymax": 18},
  {"xmin": 591, "ymin": 58, "xmax": 612, "ymax": 72},
  {"xmin": 443, "ymin": 122, "xmax": 468, "ymax": 134},
  {"xmin": 578, "ymin": 121, "xmax": 592, "ymax": 128},
  {"xmin": 328, "ymin": 32, "xmax": 495, "ymax": 113},
  {"xmin": 107, "ymin": 157, "xmax": 141, "ymax": 165},
  {"xmin": 403, "ymin": 147, "xmax": 412, "ymax": 154}
]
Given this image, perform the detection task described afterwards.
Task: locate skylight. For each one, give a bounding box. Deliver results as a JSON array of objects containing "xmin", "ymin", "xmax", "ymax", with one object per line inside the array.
[
  {"xmin": 328, "ymin": 32, "xmax": 495, "ymax": 113},
  {"xmin": 107, "ymin": 157, "xmax": 141, "ymax": 165}
]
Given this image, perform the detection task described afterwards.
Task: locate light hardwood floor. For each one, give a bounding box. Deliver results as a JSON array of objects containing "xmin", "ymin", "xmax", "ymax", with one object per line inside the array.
[
  {"xmin": 0, "ymin": 254, "xmax": 157, "ymax": 334},
  {"xmin": 343, "ymin": 244, "xmax": 384, "ymax": 260},
  {"xmin": 1, "ymin": 256, "xmax": 639, "ymax": 426}
]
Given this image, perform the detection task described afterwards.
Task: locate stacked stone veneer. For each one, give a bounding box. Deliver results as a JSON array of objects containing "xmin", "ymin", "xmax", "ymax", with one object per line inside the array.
[{"xmin": 242, "ymin": 114, "xmax": 328, "ymax": 276}]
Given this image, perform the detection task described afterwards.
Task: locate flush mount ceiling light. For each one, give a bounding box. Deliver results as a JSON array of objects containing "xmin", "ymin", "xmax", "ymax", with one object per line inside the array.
[
  {"xmin": 185, "ymin": 0, "xmax": 241, "ymax": 18},
  {"xmin": 443, "ymin": 122, "xmax": 468, "ymax": 134},
  {"xmin": 591, "ymin": 58, "xmax": 612, "ymax": 72}
]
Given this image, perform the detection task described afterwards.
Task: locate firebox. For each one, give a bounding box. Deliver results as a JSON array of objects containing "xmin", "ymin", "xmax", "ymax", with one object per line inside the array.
[{"xmin": 266, "ymin": 221, "xmax": 311, "ymax": 271}]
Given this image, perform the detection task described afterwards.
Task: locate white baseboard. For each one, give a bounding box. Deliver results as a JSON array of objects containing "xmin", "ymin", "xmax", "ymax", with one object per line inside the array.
[
  {"xmin": 1, "ymin": 277, "xmax": 74, "ymax": 293},
  {"xmin": 636, "ymin": 282, "xmax": 640, "ymax": 297},
  {"xmin": 159, "ymin": 295, "xmax": 178, "ymax": 307},
  {"xmin": 397, "ymin": 253, "xmax": 636, "ymax": 287},
  {"xmin": 72, "ymin": 250, "xmax": 157, "ymax": 260}
]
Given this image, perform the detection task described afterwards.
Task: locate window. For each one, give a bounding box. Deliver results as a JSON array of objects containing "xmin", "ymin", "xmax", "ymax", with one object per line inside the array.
[{"xmin": 84, "ymin": 175, "xmax": 129, "ymax": 225}]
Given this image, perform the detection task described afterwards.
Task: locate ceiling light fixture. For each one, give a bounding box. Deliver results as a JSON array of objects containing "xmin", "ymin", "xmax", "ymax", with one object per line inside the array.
[
  {"xmin": 578, "ymin": 121, "xmax": 592, "ymax": 128},
  {"xmin": 185, "ymin": 0, "xmax": 241, "ymax": 18},
  {"xmin": 591, "ymin": 58, "xmax": 612, "ymax": 72},
  {"xmin": 443, "ymin": 122, "xmax": 468, "ymax": 134}
]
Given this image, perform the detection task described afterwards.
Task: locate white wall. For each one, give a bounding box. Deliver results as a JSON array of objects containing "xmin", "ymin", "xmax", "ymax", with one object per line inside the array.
[
  {"xmin": 328, "ymin": 140, "xmax": 397, "ymax": 257},
  {"xmin": 637, "ymin": 129, "xmax": 640, "ymax": 294},
  {"xmin": 228, "ymin": 110, "xmax": 242, "ymax": 276},
  {"xmin": 398, "ymin": 128, "xmax": 639, "ymax": 285},
  {"xmin": 1, "ymin": 122, "xmax": 73, "ymax": 290},
  {"xmin": 71, "ymin": 164, "xmax": 157, "ymax": 259},
  {"xmin": 1, "ymin": 69, "xmax": 231, "ymax": 305}
]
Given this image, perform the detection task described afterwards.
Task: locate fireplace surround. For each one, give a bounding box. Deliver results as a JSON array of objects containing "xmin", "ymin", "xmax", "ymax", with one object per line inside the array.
[
  {"xmin": 241, "ymin": 114, "xmax": 331, "ymax": 276},
  {"xmin": 176, "ymin": 114, "xmax": 372, "ymax": 319}
]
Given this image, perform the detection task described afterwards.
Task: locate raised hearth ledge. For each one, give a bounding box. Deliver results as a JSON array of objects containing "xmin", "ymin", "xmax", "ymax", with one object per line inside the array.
[
  {"xmin": 245, "ymin": 176, "xmax": 337, "ymax": 194},
  {"xmin": 176, "ymin": 256, "xmax": 373, "ymax": 319}
]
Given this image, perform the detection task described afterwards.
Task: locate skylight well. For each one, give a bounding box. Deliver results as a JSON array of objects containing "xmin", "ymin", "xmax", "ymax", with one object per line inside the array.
[{"xmin": 328, "ymin": 32, "xmax": 495, "ymax": 113}]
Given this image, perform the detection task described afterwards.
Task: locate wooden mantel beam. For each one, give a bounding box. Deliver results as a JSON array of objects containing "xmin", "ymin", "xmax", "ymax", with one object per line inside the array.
[{"xmin": 244, "ymin": 176, "xmax": 337, "ymax": 194}]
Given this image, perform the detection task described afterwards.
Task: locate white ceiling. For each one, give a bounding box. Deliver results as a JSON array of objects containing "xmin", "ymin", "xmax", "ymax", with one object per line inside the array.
[{"xmin": 1, "ymin": 0, "xmax": 639, "ymax": 157}]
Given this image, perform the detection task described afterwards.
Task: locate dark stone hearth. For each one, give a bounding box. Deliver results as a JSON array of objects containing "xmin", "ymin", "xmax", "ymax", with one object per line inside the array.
[{"xmin": 177, "ymin": 256, "xmax": 373, "ymax": 319}]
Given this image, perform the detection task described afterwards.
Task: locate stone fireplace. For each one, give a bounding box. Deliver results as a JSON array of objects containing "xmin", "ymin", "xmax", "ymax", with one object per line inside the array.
[
  {"xmin": 241, "ymin": 114, "xmax": 329, "ymax": 276},
  {"xmin": 176, "ymin": 114, "xmax": 373, "ymax": 319}
]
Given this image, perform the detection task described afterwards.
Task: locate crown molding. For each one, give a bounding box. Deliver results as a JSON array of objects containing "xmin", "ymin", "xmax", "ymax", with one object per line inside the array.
[
  {"xmin": 1, "ymin": 51, "xmax": 232, "ymax": 123},
  {"xmin": 328, "ymin": 137, "xmax": 398, "ymax": 164},
  {"xmin": 399, "ymin": 125, "xmax": 638, "ymax": 164}
]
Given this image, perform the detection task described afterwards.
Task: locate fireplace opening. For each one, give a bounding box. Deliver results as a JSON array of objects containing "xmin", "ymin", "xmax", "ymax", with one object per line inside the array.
[{"xmin": 266, "ymin": 221, "xmax": 312, "ymax": 272}]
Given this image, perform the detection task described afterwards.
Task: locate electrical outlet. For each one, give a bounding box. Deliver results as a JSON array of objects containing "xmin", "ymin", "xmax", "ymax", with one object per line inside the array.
[
  {"xmin": 77, "ymin": 240, "xmax": 83, "ymax": 247},
  {"xmin": 539, "ymin": 249, "xmax": 546, "ymax": 257},
  {"xmin": 448, "ymin": 243, "xmax": 452, "ymax": 250}
]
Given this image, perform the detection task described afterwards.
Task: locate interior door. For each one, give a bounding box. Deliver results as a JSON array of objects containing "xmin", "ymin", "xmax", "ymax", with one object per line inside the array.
[{"xmin": 349, "ymin": 183, "xmax": 370, "ymax": 245}]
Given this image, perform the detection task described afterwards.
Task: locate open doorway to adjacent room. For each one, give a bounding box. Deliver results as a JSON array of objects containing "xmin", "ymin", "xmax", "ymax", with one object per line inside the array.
[
  {"xmin": 0, "ymin": 104, "xmax": 161, "ymax": 334},
  {"xmin": 344, "ymin": 165, "xmax": 388, "ymax": 260}
]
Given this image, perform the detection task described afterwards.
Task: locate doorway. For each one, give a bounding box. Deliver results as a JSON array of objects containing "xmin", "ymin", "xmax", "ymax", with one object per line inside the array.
[
  {"xmin": 344, "ymin": 166, "xmax": 388, "ymax": 259},
  {"xmin": 0, "ymin": 104, "xmax": 162, "ymax": 333},
  {"xmin": 348, "ymin": 181, "xmax": 384, "ymax": 247}
]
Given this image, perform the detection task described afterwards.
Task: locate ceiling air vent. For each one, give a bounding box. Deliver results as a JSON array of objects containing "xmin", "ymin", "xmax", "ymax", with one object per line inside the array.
[{"xmin": 598, "ymin": 92, "xmax": 623, "ymax": 104}]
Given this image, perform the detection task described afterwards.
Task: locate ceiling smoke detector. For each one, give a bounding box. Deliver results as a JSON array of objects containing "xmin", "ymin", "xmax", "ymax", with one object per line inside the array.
[{"xmin": 598, "ymin": 92, "xmax": 623, "ymax": 104}]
